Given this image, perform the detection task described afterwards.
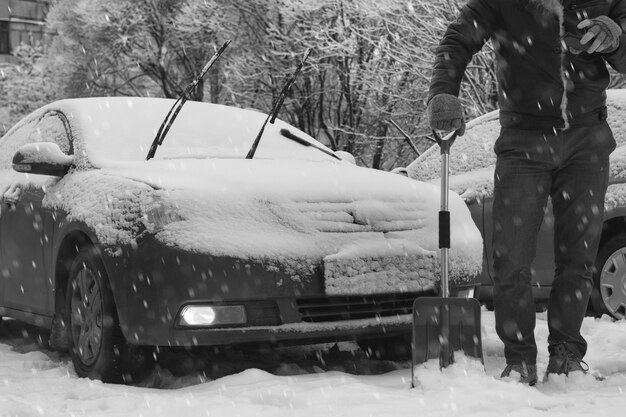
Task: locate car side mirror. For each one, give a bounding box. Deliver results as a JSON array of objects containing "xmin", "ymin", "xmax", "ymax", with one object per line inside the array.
[{"xmin": 12, "ymin": 142, "xmax": 74, "ymax": 177}]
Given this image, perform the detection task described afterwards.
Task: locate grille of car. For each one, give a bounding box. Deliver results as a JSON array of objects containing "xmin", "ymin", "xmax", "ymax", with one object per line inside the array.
[
  {"xmin": 246, "ymin": 301, "xmax": 282, "ymax": 326},
  {"xmin": 295, "ymin": 293, "xmax": 431, "ymax": 322}
]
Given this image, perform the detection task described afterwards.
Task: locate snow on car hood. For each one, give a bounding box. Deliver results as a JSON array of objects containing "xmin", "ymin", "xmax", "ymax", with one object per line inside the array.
[{"xmin": 43, "ymin": 157, "xmax": 483, "ymax": 294}]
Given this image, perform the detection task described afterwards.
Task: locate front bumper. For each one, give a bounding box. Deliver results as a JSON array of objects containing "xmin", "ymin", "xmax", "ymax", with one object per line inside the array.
[
  {"xmin": 160, "ymin": 314, "xmax": 413, "ymax": 347},
  {"xmin": 102, "ymin": 237, "xmax": 473, "ymax": 347}
]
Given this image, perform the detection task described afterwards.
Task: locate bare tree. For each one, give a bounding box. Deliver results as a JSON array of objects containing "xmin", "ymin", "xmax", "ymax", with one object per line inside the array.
[
  {"xmin": 38, "ymin": 0, "xmax": 497, "ymax": 170},
  {"xmin": 215, "ymin": 0, "xmax": 497, "ymax": 169},
  {"xmin": 46, "ymin": 0, "xmax": 232, "ymax": 101}
]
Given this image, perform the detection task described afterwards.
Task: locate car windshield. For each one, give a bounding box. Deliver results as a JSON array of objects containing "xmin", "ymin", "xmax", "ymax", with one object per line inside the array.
[{"xmin": 68, "ymin": 97, "xmax": 337, "ymax": 167}]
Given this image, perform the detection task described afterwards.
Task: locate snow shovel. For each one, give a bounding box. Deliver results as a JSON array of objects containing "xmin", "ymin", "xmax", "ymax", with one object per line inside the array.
[{"xmin": 411, "ymin": 129, "xmax": 483, "ymax": 382}]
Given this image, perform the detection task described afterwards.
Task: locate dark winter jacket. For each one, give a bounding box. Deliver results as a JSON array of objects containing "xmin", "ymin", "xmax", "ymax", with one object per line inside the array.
[{"xmin": 428, "ymin": 0, "xmax": 626, "ymax": 130}]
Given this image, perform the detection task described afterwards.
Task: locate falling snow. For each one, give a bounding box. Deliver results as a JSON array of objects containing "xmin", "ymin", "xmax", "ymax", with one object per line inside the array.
[{"xmin": 0, "ymin": 66, "xmax": 625, "ymax": 417}]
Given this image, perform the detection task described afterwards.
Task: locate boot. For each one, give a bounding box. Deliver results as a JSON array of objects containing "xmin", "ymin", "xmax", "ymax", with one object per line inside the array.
[
  {"xmin": 544, "ymin": 343, "xmax": 589, "ymax": 381},
  {"xmin": 501, "ymin": 362, "xmax": 538, "ymax": 386}
]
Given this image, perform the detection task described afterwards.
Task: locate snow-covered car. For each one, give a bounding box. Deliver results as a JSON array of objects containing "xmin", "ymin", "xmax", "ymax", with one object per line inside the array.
[
  {"xmin": 407, "ymin": 89, "xmax": 626, "ymax": 320},
  {"xmin": 0, "ymin": 97, "xmax": 482, "ymax": 382}
]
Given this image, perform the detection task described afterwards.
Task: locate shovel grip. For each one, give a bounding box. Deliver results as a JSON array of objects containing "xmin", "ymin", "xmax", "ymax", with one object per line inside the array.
[{"xmin": 439, "ymin": 210, "xmax": 450, "ymax": 249}]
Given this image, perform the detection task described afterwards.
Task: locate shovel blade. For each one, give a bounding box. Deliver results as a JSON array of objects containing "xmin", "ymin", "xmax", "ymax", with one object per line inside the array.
[{"xmin": 412, "ymin": 297, "xmax": 483, "ymax": 368}]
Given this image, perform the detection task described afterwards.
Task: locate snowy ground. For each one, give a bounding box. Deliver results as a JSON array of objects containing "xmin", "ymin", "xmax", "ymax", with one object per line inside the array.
[{"xmin": 1, "ymin": 310, "xmax": 625, "ymax": 417}]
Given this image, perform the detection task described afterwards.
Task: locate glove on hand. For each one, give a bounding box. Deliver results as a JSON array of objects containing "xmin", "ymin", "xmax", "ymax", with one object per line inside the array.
[
  {"xmin": 427, "ymin": 93, "xmax": 465, "ymax": 135},
  {"xmin": 578, "ymin": 16, "xmax": 622, "ymax": 54}
]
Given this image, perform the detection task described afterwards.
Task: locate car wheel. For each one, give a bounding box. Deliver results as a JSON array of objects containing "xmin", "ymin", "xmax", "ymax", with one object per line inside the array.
[
  {"xmin": 66, "ymin": 247, "xmax": 150, "ymax": 383},
  {"xmin": 590, "ymin": 234, "xmax": 626, "ymax": 320}
]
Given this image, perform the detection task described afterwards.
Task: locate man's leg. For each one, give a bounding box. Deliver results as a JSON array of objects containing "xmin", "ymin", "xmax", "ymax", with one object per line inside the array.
[
  {"xmin": 492, "ymin": 128, "xmax": 553, "ymax": 368},
  {"xmin": 547, "ymin": 123, "xmax": 614, "ymax": 365}
]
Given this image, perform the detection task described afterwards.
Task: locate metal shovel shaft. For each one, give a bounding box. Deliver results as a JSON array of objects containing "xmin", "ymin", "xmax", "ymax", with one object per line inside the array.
[
  {"xmin": 438, "ymin": 132, "xmax": 453, "ymax": 368},
  {"xmin": 440, "ymin": 148, "xmax": 450, "ymax": 298}
]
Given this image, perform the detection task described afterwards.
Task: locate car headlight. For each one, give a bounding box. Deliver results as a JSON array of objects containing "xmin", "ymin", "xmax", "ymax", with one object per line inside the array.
[{"xmin": 177, "ymin": 304, "xmax": 247, "ymax": 327}]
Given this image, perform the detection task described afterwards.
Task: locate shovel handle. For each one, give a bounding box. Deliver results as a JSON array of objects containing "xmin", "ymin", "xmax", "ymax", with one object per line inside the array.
[
  {"xmin": 432, "ymin": 129, "xmax": 458, "ymax": 156},
  {"xmin": 432, "ymin": 129, "xmax": 458, "ymax": 212}
]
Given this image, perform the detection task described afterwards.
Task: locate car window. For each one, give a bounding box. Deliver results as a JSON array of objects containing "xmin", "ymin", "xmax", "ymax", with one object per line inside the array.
[
  {"xmin": 0, "ymin": 110, "xmax": 72, "ymax": 170},
  {"xmin": 607, "ymin": 90, "xmax": 626, "ymax": 149},
  {"xmin": 607, "ymin": 92, "xmax": 626, "ymax": 183}
]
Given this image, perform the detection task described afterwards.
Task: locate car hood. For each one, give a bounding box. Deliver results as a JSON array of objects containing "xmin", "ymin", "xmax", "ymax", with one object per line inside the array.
[{"xmin": 44, "ymin": 158, "xmax": 483, "ymax": 295}]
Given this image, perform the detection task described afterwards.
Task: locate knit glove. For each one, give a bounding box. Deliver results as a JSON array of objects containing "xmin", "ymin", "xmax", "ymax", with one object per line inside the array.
[
  {"xmin": 427, "ymin": 93, "xmax": 465, "ymax": 135},
  {"xmin": 578, "ymin": 16, "xmax": 622, "ymax": 54}
]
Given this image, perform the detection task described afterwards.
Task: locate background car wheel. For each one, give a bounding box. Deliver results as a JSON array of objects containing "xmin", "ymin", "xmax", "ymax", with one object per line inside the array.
[
  {"xmin": 590, "ymin": 234, "xmax": 626, "ymax": 320},
  {"xmin": 66, "ymin": 247, "xmax": 151, "ymax": 383}
]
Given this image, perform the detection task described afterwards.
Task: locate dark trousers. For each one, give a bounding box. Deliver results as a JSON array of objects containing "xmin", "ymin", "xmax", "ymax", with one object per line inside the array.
[{"xmin": 492, "ymin": 122, "xmax": 615, "ymax": 366}]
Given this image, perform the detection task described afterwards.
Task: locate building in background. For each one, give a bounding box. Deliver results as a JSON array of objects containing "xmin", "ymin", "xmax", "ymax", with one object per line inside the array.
[{"xmin": 0, "ymin": 0, "xmax": 51, "ymax": 63}]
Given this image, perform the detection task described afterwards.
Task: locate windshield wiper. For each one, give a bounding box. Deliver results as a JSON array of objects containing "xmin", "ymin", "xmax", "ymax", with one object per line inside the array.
[
  {"xmin": 146, "ymin": 39, "xmax": 231, "ymax": 160},
  {"xmin": 279, "ymin": 128, "xmax": 341, "ymax": 160},
  {"xmin": 245, "ymin": 49, "xmax": 311, "ymax": 159}
]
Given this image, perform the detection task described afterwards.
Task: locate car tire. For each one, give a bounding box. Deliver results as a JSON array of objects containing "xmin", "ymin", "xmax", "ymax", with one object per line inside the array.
[
  {"xmin": 66, "ymin": 247, "xmax": 151, "ymax": 383},
  {"xmin": 357, "ymin": 333, "xmax": 412, "ymax": 361},
  {"xmin": 590, "ymin": 233, "xmax": 626, "ymax": 320}
]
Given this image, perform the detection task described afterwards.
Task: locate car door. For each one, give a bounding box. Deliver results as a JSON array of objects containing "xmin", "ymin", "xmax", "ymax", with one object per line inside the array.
[
  {"xmin": 0, "ymin": 110, "xmax": 73, "ymax": 317},
  {"xmin": 0, "ymin": 189, "xmax": 51, "ymax": 315},
  {"xmin": 469, "ymin": 195, "xmax": 555, "ymax": 303}
]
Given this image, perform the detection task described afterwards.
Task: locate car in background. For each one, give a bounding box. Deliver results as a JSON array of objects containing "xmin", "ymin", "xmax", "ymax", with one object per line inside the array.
[
  {"xmin": 406, "ymin": 89, "xmax": 626, "ymax": 320},
  {"xmin": 0, "ymin": 97, "xmax": 482, "ymax": 382}
]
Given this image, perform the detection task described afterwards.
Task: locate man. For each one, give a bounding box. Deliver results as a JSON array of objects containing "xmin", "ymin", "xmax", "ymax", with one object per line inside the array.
[{"xmin": 427, "ymin": 0, "xmax": 626, "ymax": 385}]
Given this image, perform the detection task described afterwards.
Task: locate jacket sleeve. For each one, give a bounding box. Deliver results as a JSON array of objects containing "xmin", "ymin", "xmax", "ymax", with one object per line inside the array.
[
  {"xmin": 604, "ymin": 0, "xmax": 626, "ymax": 73},
  {"xmin": 428, "ymin": 0, "xmax": 500, "ymax": 102}
]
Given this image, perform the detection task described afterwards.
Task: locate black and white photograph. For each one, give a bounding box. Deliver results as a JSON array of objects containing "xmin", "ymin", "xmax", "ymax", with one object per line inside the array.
[{"xmin": 0, "ymin": 1, "xmax": 625, "ymax": 416}]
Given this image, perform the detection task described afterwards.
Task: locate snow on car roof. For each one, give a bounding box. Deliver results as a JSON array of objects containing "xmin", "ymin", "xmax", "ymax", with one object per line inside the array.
[{"xmin": 32, "ymin": 97, "xmax": 338, "ymax": 167}]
